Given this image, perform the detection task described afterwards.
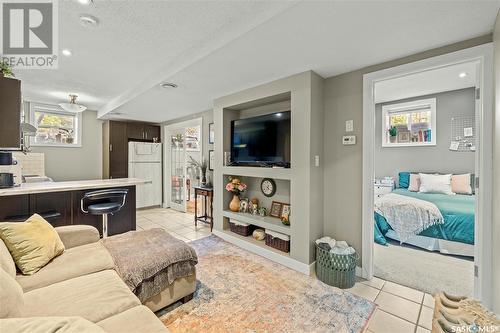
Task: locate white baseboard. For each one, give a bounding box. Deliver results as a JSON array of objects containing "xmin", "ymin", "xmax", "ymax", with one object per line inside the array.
[{"xmin": 213, "ymin": 229, "xmax": 311, "ymax": 275}]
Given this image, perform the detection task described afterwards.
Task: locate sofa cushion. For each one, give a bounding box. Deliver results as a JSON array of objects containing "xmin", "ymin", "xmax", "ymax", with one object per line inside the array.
[
  {"xmin": 55, "ymin": 225, "xmax": 100, "ymax": 250},
  {"xmin": 16, "ymin": 241, "xmax": 115, "ymax": 292},
  {"xmin": 97, "ymin": 306, "xmax": 169, "ymax": 333},
  {"xmin": 0, "ymin": 239, "xmax": 16, "ymax": 278},
  {"xmin": 0, "ymin": 317, "xmax": 106, "ymax": 333},
  {"xmin": 0, "ymin": 268, "xmax": 24, "ymax": 318},
  {"xmin": 22, "ymin": 270, "xmax": 140, "ymax": 323},
  {"xmin": 0, "ymin": 214, "xmax": 65, "ymax": 275}
]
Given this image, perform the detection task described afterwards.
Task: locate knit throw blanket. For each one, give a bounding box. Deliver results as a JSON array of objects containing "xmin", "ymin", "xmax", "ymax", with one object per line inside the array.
[
  {"xmin": 102, "ymin": 228, "xmax": 198, "ymax": 302},
  {"xmin": 375, "ymin": 193, "xmax": 444, "ymax": 243}
]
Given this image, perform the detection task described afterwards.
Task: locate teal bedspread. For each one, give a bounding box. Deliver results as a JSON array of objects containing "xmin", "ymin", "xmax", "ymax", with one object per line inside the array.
[{"xmin": 374, "ymin": 189, "xmax": 475, "ymax": 246}]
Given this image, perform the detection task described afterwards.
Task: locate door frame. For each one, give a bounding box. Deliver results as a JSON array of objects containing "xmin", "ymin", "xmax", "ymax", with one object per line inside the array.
[
  {"xmin": 163, "ymin": 117, "xmax": 203, "ymax": 211},
  {"xmin": 362, "ymin": 44, "xmax": 493, "ymax": 307}
]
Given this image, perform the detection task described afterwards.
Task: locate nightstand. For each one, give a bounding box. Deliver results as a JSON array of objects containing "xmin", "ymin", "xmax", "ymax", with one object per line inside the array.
[{"xmin": 374, "ymin": 179, "xmax": 395, "ymax": 199}]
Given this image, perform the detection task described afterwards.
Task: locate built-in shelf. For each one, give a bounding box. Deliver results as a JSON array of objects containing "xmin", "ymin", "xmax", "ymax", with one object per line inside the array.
[
  {"xmin": 222, "ymin": 210, "xmax": 291, "ymax": 235},
  {"xmin": 218, "ymin": 229, "xmax": 290, "ymax": 257},
  {"xmin": 221, "ymin": 166, "xmax": 292, "ymax": 180}
]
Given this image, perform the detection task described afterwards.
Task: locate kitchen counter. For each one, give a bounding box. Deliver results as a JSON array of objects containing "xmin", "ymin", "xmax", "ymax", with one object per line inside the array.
[{"xmin": 0, "ymin": 178, "xmax": 145, "ymax": 197}]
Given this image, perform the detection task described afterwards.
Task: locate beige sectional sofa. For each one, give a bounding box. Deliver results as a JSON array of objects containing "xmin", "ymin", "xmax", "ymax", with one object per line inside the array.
[{"xmin": 0, "ymin": 225, "xmax": 195, "ymax": 332}]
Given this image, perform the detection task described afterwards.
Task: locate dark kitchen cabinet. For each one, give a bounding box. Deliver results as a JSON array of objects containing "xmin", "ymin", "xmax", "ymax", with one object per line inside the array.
[
  {"xmin": 109, "ymin": 121, "xmax": 128, "ymax": 179},
  {"xmin": 144, "ymin": 124, "xmax": 161, "ymax": 141},
  {"xmin": 31, "ymin": 191, "xmax": 72, "ymax": 227},
  {"xmin": 126, "ymin": 122, "xmax": 145, "ymax": 141},
  {"xmin": 0, "ymin": 194, "xmax": 29, "ymax": 221},
  {"xmin": 102, "ymin": 120, "xmax": 160, "ymax": 180},
  {"xmin": 0, "ymin": 75, "xmax": 22, "ymax": 149},
  {"xmin": 0, "ymin": 186, "xmax": 136, "ymax": 237}
]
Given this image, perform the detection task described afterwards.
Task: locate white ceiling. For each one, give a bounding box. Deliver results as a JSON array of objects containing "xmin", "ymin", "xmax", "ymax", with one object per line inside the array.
[
  {"xmin": 374, "ymin": 61, "xmax": 477, "ymax": 104},
  {"xmin": 16, "ymin": 1, "xmax": 500, "ymax": 123}
]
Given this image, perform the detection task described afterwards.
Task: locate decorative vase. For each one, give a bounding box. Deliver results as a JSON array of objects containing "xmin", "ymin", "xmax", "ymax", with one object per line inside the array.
[
  {"xmin": 229, "ymin": 194, "xmax": 240, "ymax": 212},
  {"xmin": 201, "ymin": 173, "xmax": 207, "ymax": 186},
  {"xmin": 389, "ymin": 136, "xmax": 396, "ymax": 143}
]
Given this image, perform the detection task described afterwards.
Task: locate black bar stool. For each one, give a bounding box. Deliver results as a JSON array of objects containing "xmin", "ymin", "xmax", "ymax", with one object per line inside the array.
[{"xmin": 81, "ymin": 189, "xmax": 128, "ymax": 238}]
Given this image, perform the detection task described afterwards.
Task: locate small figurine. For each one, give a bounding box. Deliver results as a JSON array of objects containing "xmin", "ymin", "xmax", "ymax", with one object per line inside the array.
[
  {"xmin": 281, "ymin": 213, "xmax": 290, "ymax": 226},
  {"xmin": 258, "ymin": 207, "xmax": 267, "ymax": 217},
  {"xmin": 251, "ymin": 198, "xmax": 259, "ymax": 215},
  {"xmin": 239, "ymin": 199, "xmax": 248, "ymax": 213}
]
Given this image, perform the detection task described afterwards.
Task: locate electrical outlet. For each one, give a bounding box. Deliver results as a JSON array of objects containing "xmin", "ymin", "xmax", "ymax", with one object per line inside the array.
[{"xmin": 343, "ymin": 135, "xmax": 356, "ymax": 145}]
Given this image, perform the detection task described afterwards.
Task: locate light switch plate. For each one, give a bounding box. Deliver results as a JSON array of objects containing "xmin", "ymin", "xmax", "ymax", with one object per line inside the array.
[
  {"xmin": 343, "ymin": 135, "xmax": 356, "ymax": 145},
  {"xmin": 314, "ymin": 155, "xmax": 320, "ymax": 167},
  {"xmin": 346, "ymin": 120, "xmax": 354, "ymax": 132}
]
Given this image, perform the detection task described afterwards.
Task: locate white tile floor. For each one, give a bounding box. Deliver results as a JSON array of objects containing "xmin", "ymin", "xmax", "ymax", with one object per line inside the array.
[{"xmin": 137, "ymin": 208, "xmax": 434, "ymax": 333}]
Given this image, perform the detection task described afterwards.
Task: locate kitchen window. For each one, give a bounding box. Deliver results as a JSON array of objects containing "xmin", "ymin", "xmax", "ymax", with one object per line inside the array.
[
  {"xmin": 382, "ymin": 98, "xmax": 436, "ymax": 147},
  {"xmin": 30, "ymin": 102, "xmax": 82, "ymax": 147}
]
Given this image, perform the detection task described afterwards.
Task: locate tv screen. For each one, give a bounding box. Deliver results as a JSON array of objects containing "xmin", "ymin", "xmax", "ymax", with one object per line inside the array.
[{"xmin": 231, "ymin": 111, "xmax": 291, "ymax": 166}]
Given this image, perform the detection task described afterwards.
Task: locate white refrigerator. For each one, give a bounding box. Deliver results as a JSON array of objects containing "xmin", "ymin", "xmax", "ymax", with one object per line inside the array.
[{"xmin": 128, "ymin": 142, "xmax": 162, "ymax": 208}]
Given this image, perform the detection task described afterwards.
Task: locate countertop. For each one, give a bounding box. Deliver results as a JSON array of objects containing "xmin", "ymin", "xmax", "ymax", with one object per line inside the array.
[{"xmin": 0, "ymin": 178, "xmax": 146, "ymax": 197}]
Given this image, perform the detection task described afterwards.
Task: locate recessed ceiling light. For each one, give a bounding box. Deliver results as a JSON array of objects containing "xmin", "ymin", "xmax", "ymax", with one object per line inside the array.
[
  {"xmin": 160, "ymin": 82, "xmax": 178, "ymax": 89},
  {"xmin": 459, "ymin": 72, "xmax": 467, "ymax": 78},
  {"xmin": 79, "ymin": 14, "xmax": 99, "ymax": 28},
  {"xmin": 78, "ymin": 0, "xmax": 91, "ymax": 4},
  {"xmin": 62, "ymin": 49, "xmax": 72, "ymax": 56}
]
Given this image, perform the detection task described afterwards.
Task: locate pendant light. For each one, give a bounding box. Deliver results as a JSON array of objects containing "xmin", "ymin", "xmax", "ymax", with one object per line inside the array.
[{"xmin": 59, "ymin": 94, "xmax": 87, "ymax": 113}]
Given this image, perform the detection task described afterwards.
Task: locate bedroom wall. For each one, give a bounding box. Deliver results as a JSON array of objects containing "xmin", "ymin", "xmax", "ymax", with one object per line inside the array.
[
  {"xmin": 374, "ymin": 88, "xmax": 476, "ymax": 184},
  {"xmin": 322, "ymin": 34, "xmax": 492, "ymax": 265}
]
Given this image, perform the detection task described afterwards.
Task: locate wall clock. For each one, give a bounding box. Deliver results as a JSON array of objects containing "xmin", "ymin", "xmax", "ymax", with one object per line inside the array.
[{"xmin": 261, "ymin": 178, "xmax": 276, "ymax": 197}]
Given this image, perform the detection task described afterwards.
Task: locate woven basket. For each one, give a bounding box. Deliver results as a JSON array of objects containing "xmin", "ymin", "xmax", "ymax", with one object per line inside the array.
[
  {"xmin": 265, "ymin": 234, "xmax": 290, "ymax": 252},
  {"xmin": 228, "ymin": 221, "xmax": 255, "ymax": 236},
  {"xmin": 315, "ymin": 244, "xmax": 358, "ymax": 289}
]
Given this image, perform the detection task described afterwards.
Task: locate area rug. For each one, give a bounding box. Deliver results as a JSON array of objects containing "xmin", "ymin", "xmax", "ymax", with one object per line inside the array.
[{"xmin": 160, "ymin": 235, "xmax": 375, "ymax": 333}]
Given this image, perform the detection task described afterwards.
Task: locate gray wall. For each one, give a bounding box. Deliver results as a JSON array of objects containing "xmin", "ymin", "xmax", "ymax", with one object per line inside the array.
[
  {"xmin": 492, "ymin": 11, "xmax": 500, "ymax": 314},
  {"xmin": 322, "ymin": 35, "xmax": 492, "ymax": 263},
  {"xmin": 31, "ymin": 110, "xmax": 103, "ymax": 181},
  {"xmin": 375, "ymin": 88, "xmax": 475, "ymax": 184}
]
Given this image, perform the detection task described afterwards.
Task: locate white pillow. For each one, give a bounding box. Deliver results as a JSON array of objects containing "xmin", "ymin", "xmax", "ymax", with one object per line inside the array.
[{"xmin": 418, "ymin": 173, "xmax": 454, "ymax": 195}]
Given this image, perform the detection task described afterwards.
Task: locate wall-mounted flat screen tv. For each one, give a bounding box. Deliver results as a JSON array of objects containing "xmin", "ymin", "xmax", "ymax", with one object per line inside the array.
[{"xmin": 230, "ymin": 111, "xmax": 291, "ymax": 167}]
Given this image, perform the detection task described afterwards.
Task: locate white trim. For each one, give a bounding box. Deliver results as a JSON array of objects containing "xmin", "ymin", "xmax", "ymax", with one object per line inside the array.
[
  {"xmin": 213, "ymin": 229, "xmax": 311, "ymax": 275},
  {"xmin": 381, "ymin": 98, "xmax": 436, "ymax": 147},
  {"xmin": 163, "ymin": 117, "xmax": 203, "ymax": 211},
  {"xmin": 362, "ymin": 43, "xmax": 493, "ymax": 308},
  {"xmin": 29, "ymin": 102, "xmax": 83, "ymax": 148}
]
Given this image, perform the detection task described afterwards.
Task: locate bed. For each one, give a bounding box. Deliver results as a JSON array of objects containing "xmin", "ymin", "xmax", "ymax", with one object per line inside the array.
[{"xmin": 374, "ymin": 188, "xmax": 475, "ymax": 257}]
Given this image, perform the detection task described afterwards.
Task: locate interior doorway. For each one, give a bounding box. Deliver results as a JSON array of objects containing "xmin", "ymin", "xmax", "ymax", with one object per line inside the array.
[
  {"xmin": 164, "ymin": 118, "xmax": 203, "ymax": 214},
  {"xmin": 362, "ymin": 44, "xmax": 494, "ymax": 307}
]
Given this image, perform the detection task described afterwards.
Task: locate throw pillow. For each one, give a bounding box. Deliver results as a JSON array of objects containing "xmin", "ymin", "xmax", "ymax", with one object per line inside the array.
[
  {"xmin": 0, "ymin": 214, "xmax": 65, "ymax": 275},
  {"xmin": 408, "ymin": 174, "xmax": 421, "ymax": 192},
  {"xmin": 398, "ymin": 172, "xmax": 410, "ymax": 189},
  {"xmin": 418, "ymin": 173, "xmax": 454, "ymax": 195},
  {"xmin": 0, "ymin": 267, "xmax": 24, "ymax": 318},
  {"xmin": 451, "ymin": 173, "xmax": 473, "ymax": 195}
]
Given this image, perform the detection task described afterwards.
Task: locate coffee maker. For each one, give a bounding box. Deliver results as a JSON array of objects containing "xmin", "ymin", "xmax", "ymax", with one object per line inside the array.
[{"xmin": 0, "ymin": 151, "xmax": 21, "ymax": 188}]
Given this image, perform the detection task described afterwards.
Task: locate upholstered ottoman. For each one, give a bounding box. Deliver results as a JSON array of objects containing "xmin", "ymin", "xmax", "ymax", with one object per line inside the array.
[{"xmin": 102, "ymin": 228, "xmax": 198, "ymax": 312}]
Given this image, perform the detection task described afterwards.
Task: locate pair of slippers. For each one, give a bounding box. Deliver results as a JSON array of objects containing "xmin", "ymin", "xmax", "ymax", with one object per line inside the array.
[{"xmin": 432, "ymin": 292, "xmax": 499, "ymax": 333}]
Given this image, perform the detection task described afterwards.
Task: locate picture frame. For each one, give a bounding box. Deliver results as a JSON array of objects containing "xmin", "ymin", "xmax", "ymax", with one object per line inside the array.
[
  {"xmin": 208, "ymin": 123, "xmax": 215, "ymax": 144},
  {"xmin": 397, "ymin": 131, "xmax": 410, "ymax": 143},
  {"xmin": 270, "ymin": 201, "xmax": 283, "ymax": 218},
  {"xmin": 281, "ymin": 203, "xmax": 290, "ymax": 218},
  {"xmin": 208, "ymin": 150, "xmax": 214, "ymax": 171}
]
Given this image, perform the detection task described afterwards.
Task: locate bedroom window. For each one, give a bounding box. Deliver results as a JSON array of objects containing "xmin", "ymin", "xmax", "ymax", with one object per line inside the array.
[
  {"xmin": 29, "ymin": 102, "xmax": 82, "ymax": 147},
  {"xmin": 382, "ymin": 98, "xmax": 436, "ymax": 147}
]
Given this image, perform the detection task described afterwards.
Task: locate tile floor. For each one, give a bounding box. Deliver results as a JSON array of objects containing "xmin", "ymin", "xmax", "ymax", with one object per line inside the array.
[{"xmin": 137, "ymin": 208, "xmax": 434, "ymax": 333}]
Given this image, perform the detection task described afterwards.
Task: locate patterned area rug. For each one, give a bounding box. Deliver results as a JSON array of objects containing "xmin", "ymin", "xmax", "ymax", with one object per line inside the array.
[{"xmin": 160, "ymin": 235, "xmax": 375, "ymax": 333}]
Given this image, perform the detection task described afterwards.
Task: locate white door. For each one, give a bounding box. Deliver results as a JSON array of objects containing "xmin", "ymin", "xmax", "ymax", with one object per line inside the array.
[{"xmin": 167, "ymin": 128, "xmax": 187, "ymax": 212}]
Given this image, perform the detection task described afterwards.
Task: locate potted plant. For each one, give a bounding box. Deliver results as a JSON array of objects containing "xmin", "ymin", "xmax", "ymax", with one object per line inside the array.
[
  {"xmin": 388, "ymin": 126, "xmax": 397, "ymax": 143},
  {"xmin": 188, "ymin": 156, "xmax": 208, "ymax": 186},
  {"xmin": 225, "ymin": 176, "xmax": 247, "ymax": 212},
  {"xmin": 0, "ymin": 60, "xmax": 15, "ymax": 78}
]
